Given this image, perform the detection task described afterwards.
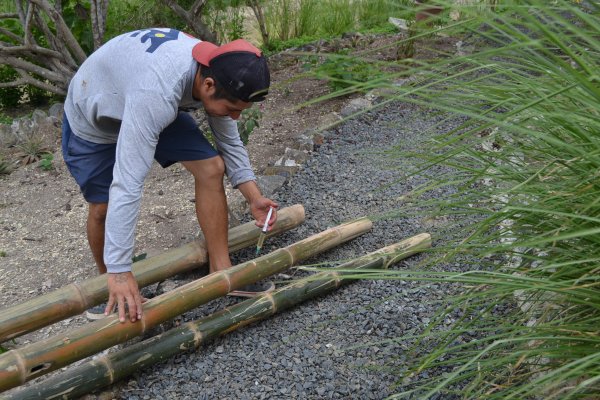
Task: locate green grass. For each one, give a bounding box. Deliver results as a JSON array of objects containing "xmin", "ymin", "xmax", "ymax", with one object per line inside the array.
[
  {"xmin": 311, "ymin": 0, "xmax": 600, "ymax": 398},
  {"xmin": 263, "ymin": 0, "xmax": 407, "ymax": 49}
]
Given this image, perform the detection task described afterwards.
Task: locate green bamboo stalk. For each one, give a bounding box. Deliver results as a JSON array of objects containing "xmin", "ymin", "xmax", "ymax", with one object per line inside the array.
[
  {"xmin": 3, "ymin": 233, "xmax": 431, "ymax": 400},
  {"xmin": 0, "ymin": 217, "xmax": 373, "ymax": 392},
  {"xmin": 0, "ymin": 205, "xmax": 305, "ymax": 343}
]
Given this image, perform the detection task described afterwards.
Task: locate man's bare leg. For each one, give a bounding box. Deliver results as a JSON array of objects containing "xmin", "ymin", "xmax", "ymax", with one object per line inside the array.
[
  {"xmin": 182, "ymin": 157, "xmax": 231, "ymax": 273},
  {"xmin": 87, "ymin": 202, "xmax": 108, "ymax": 274}
]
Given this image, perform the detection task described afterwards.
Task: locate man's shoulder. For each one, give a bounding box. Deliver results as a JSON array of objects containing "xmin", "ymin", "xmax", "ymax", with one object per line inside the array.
[{"xmin": 106, "ymin": 28, "xmax": 199, "ymax": 56}]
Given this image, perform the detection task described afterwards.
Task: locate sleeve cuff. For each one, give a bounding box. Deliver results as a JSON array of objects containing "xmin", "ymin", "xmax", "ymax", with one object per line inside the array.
[
  {"xmin": 107, "ymin": 264, "xmax": 132, "ymax": 274},
  {"xmin": 230, "ymin": 169, "xmax": 256, "ymax": 188}
]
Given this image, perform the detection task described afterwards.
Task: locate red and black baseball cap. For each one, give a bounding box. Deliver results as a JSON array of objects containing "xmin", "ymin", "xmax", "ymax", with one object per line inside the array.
[{"xmin": 192, "ymin": 39, "xmax": 270, "ymax": 102}]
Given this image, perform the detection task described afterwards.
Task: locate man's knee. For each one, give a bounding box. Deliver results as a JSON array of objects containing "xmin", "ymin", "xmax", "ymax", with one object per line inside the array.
[
  {"xmin": 88, "ymin": 203, "xmax": 108, "ymax": 223},
  {"xmin": 183, "ymin": 156, "xmax": 225, "ymax": 182}
]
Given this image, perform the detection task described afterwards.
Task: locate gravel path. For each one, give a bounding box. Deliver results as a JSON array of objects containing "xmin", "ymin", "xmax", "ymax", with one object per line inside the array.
[{"xmin": 109, "ymin": 102, "xmax": 464, "ymax": 400}]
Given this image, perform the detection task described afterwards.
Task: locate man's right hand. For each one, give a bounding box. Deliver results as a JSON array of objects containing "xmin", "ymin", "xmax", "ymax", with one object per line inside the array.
[{"xmin": 106, "ymin": 272, "xmax": 144, "ymax": 323}]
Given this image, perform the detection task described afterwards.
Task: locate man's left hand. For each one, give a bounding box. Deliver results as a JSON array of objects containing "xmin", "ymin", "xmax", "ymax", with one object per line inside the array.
[{"xmin": 250, "ymin": 197, "xmax": 278, "ymax": 230}]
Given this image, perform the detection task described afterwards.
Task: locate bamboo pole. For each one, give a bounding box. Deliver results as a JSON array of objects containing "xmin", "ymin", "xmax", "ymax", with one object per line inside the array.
[
  {"xmin": 2, "ymin": 233, "xmax": 431, "ymax": 400},
  {"xmin": 0, "ymin": 205, "xmax": 305, "ymax": 343},
  {"xmin": 0, "ymin": 217, "xmax": 372, "ymax": 392}
]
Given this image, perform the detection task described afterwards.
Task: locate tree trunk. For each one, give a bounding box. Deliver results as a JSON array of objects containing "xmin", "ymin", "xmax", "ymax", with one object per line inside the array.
[
  {"xmin": 0, "ymin": 205, "xmax": 305, "ymax": 343},
  {"xmin": 90, "ymin": 0, "xmax": 109, "ymax": 50},
  {"xmin": 0, "ymin": 217, "xmax": 373, "ymax": 392},
  {"xmin": 164, "ymin": 0, "xmax": 218, "ymax": 43},
  {"xmin": 5, "ymin": 234, "xmax": 431, "ymax": 399},
  {"xmin": 247, "ymin": 0, "xmax": 269, "ymax": 48}
]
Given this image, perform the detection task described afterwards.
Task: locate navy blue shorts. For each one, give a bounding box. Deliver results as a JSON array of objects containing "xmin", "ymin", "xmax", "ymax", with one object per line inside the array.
[{"xmin": 62, "ymin": 112, "xmax": 218, "ymax": 203}]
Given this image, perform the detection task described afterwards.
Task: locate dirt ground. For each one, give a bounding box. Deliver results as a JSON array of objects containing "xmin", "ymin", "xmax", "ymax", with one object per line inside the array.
[{"xmin": 0, "ymin": 33, "xmax": 405, "ymax": 347}]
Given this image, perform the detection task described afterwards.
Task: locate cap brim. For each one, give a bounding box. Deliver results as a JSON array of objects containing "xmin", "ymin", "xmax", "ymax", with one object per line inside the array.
[{"xmin": 192, "ymin": 41, "xmax": 219, "ymax": 66}]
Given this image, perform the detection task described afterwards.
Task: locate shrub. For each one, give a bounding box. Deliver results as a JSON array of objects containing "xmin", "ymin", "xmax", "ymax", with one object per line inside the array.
[
  {"xmin": 38, "ymin": 153, "xmax": 54, "ymax": 171},
  {"xmin": 15, "ymin": 137, "xmax": 52, "ymax": 165},
  {"xmin": 311, "ymin": 54, "xmax": 379, "ymax": 92},
  {"xmin": 237, "ymin": 105, "xmax": 263, "ymax": 145},
  {"xmin": 0, "ymin": 66, "xmax": 22, "ymax": 109}
]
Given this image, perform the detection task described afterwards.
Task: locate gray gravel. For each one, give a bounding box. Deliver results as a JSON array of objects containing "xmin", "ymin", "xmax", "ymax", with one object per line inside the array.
[{"xmin": 111, "ymin": 102, "xmax": 468, "ymax": 400}]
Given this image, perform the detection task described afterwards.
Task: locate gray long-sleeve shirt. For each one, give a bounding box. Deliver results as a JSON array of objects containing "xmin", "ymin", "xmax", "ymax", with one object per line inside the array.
[{"xmin": 64, "ymin": 28, "xmax": 256, "ymax": 273}]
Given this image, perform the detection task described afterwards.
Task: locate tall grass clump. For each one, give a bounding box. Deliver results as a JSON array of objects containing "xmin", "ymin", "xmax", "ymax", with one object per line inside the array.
[
  {"xmin": 264, "ymin": 0, "xmax": 405, "ymax": 47},
  {"xmin": 325, "ymin": 0, "xmax": 599, "ymax": 398},
  {"xmin": 357, "ymin": 0, "xmax": 412, "ymax": 29}
]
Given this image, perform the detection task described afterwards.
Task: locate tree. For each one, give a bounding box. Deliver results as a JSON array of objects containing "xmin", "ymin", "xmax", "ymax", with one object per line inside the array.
[
  {"xmin": 0, "ymin": 0, "xmax": 108, "ymax": 95},
  {"xmin": 246, "ymin": 0, "xmax": 268, "ymax": 48},
  {"xmin": 164, "ymin": 0, "xmax": 218, "ymax": 43}
]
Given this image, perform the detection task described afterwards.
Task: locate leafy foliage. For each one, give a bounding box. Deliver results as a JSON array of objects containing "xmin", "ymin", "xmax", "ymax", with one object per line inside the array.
[
  {"xmin": 0, "ymin": 66, "xmax": 21, "ymax": 109},
  {"xmin": 0, "ymin": 113, "xmax": 12, "ymax": 124},
  {"xmin": 132, "ymin": 252, "xmax": 147, "ymax": 263},
  {"xmin": 38, "ymin": 153, "xmax": 54, "ymax": 171},
  {"xmin": 237, "ymin": 105, "xmax": 263, "ymax": 145},
  {"xmin": 308, "ymin": 53, "xmax": 380, "ymax": 92}
]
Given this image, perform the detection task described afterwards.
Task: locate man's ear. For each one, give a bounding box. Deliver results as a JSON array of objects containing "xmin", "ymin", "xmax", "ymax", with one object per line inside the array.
[{"xmin": 202, "ymin": 76, "xmax": 216, "ymax": 96}]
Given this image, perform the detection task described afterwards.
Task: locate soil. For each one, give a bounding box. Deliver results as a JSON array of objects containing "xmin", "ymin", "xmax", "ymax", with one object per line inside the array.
[{"xmin": 0, "ymin": 33, "xmax": 406, "ymax": 342}]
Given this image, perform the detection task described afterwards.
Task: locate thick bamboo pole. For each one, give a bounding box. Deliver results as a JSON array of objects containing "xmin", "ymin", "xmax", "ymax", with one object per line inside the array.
[
  {"xmin": 0, "ymin": 217, "xmax": 372, "ymax": 392},
  {"xmin": 0, "ymin": 205, "xmax": 305, "ymax": 343},
  {"xmin": 2, "ymin": 233, "xmax": 431, "ymax": 400}
]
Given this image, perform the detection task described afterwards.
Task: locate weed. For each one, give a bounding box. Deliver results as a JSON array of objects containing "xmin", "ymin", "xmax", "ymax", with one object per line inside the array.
[
  {"xmin": 0, "ymin": 155, "xmax": 11, "ymax": 175},
  {"xmin": 237, "ymin": 105, "xmax": 263, "ymax": 145},
  {"xmin": 15, "ymin": 137, "xmax": 51, "ymax": 165},
  {"xmin": 0, "ymin": 250, "xmax": 6, "ymax": 257},
  {"xmin": 0, "ymin": 112, "xmax": 12, "ymax": 125},
  {"xmin": 311, "ymin": 54, "xmax": 379, "ymax": 92},
  {"xmin": 132, "ymin": 253, "xmax": 147, "ymax": 263},
  {"xmin": 38, "ymin": 153, "xmax": 53, "ymax": 171}
]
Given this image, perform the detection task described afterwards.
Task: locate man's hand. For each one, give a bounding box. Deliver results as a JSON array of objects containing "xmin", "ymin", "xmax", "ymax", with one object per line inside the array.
[
  {"xmin": 250, "ymin": 197, "xmax": 279, "ymax": 230},
  {"xmin": 106, "ymin": 272, "xmax": 144, "ymax": 323}
]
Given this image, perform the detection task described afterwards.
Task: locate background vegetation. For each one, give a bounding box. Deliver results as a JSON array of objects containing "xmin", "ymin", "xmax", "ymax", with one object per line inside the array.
[{"xmin": 318, "ymin": 1, "xmax": 598, "ymax": 398}]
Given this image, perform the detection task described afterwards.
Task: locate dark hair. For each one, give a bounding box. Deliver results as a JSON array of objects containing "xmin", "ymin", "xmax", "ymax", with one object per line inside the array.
[{"xmin": 199, "ymin": 64, "xmax": 241, "ymax": 103}]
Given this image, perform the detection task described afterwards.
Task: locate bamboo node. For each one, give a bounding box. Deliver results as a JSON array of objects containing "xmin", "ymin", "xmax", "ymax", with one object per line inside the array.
[
  {"xmin": 72, "ymin": 282, "xmax": 91, "ymax": 309},
  {"xmin": 97, "ymin": 356, "xmax": 115, "ymax": 383},
  {"xmin": 265, "ymin": 292, "xmax": 277, "ymax": 314},
  {"xmin": 282, "ymin": 248, "xmax": 296, "ymax": 265},
  {"xmin": 330, "ymin": 271, "xmax": 342, "ymax": 286},
  {"xmin": 188, "ymin": 322, "xmax": 204, "ymax": 348}
]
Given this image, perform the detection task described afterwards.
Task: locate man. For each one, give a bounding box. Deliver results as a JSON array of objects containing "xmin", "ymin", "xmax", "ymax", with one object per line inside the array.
[{"xmin": 62, "ymin": 28, "xmax": 278, "ymax": 324}]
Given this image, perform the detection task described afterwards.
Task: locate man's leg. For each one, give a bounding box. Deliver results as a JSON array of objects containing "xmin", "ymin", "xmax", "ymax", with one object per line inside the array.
[
  {"xmin": 87, "ymin": 202, "xmax": 108, "ymax": 274},
  {"xmin": 181, "ymin": 157, "xmax": 232, "ymax": 273}
]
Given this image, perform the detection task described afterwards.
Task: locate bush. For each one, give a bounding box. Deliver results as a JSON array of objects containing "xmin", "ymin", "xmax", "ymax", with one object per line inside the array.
[
  {"xmin": 0, "ymin": 66, "xmax": 21, "ymax": 109},
  {"xmin": 310, "ymin": 54, "xmax": 379, "ymax": 92},
  {"xmin": 263, "ymin": 35, "xmax": 320, "ymax": 53}
]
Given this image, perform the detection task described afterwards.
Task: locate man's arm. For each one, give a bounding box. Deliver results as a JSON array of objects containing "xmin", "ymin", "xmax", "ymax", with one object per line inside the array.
[
  {"xmin": 105, "ymin": 94, "xmax": 177, "ymax": 323},
  {"xmin": 207, "ymin": 115, "xmax": 278, "ymax": 226}
]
